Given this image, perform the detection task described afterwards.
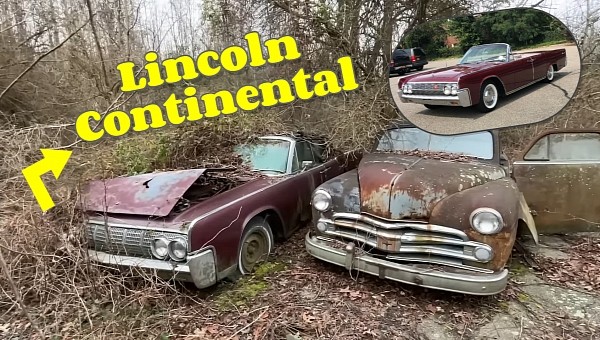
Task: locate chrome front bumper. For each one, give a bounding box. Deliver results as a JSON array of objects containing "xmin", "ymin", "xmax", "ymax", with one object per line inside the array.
[
  {"xmin": 399, "ymin": 89, "xmax": 472, "ymax": 107},
  {"xmin": 88, "ymin": 248, "xmax": 217, "ymax": 289},
  {"xmin": 305, "ymin": 232, "xmax": 509, "ymax": 295}
]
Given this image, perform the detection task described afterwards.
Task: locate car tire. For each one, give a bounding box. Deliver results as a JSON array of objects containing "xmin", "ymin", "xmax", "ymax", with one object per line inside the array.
[
  {"xmin": 424, "ymin": 104, "xmax": 440, "ymax": 110},
  {"xmin": 237, "ymin": 217, "xmax": 274, "ymax": 275},
  {"xmin": 476, "ymin": 81, "xmax": 499, "ymax": 113},
  {"xmin": 415, "ymin": 66, "xmax": 424, "ymax": 71},
  {"xmin": 543, "ymin": 64, "xmax": 555, "ymax": 83}
]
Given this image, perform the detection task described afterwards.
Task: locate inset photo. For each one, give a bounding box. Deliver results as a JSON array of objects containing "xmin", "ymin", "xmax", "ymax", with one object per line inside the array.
[{"xmin": 389, "ymin": 7, "xmax": 582, "ymax": 135}]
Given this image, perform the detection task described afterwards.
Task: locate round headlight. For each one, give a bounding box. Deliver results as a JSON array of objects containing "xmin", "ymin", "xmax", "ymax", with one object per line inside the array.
[
  {"xmin": 443, "ymin": 85, "xmax": 451, "ymax": 95},
  {"xmin": 451, "ymin": 84, "xmax": 458, "ymax": 95},
  {"xmin": 151, "ymin": 237, "xmax": 169, "ymax": 259},
  {"xmin": 312, "ymin": 189, "xmax": 332, "ymax": 212},
  {"xmin": 168, "ymin": 238, "xmax": 188, "ymax": 261},
  {"xmin": 470, "ymin": 208, "xmax": 504, "ymax": 235}
]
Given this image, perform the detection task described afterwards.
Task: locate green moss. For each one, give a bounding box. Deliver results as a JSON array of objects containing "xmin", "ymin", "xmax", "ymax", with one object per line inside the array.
[
  {"xmin": 215, "ymin": 279, "xmax": 268, "ymax": 311},
  {"xmin": 213, "ymin": 261, "xmax": 285, "ymax": 311},
  {"xmin": 254, "ymin": 261, "xmax": 286, "ymax": 279},
  {"xmin": 498, "ymin": 301, "xmax": 510, "ymax": 311},
  {"xmin": 517, "ymin": 292, "xmax": 530, "ymax": 302},
  {"xmin": 509, "ymin": 261, "xmax": 531, "ymax": 277}
]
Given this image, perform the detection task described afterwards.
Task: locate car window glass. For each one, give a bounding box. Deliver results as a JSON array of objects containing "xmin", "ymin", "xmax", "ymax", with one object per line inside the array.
[
  {"xmin": 549, "ymin": 133, "xmax": 600, "ymax": 160},
  {"xmin": 236, "ymin": 139, "xmax": 290, "ymax": 173},
  {"xmin": 523, "ymin": 136, "xmax": 549, "ymax": 160},
  {"xmin": 414, "ymin": 49, "xmax": 425, "ymax": 57},
  {"xmin": 309, "ymin": 143, "xmax": 325, "ymax": 164},
  {"xmin": 376, "ymin": 128, "xmax": 494, "ymax": 159},
  {"xmin": 295, "ymin": 141, "xmax": 315, "ymax": 169},
  {"xmin": 524, "ymin": 133, "xmax": 600, "ymax": 161}
]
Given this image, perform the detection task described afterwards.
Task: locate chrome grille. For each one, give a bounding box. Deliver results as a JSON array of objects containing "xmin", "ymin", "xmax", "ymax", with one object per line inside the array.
[
  {"xmin": 86, "ymin": 222, "xmax": 187, "ymax": 258},
  {"xmin": 408, "ymin": 82, "xmax": 451, "ymax": 96},
  {"xmin": 322, "ymin": 213, "xmax": 493, "ymax": 268}
]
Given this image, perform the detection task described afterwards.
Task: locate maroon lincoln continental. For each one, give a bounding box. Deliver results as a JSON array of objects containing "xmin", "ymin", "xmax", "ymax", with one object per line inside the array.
[
  {"xmin": 397, "ymin": 43, "xmax": 567, "ymax": 112},
  {"xmin": 81, "ymin": 134, "xmax": 360, "ymax": 288}
]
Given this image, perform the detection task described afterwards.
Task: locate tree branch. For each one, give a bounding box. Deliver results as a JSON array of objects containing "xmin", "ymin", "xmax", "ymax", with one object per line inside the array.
[{"xmin": 0, "ymin": 19, "xmax": 90, "ymax": 102}]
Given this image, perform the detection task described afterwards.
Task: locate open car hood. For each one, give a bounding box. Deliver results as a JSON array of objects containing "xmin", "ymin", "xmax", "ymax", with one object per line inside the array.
[{"xmin": 80, "ymin": 169, "xmax": 208, "ymax": 217}]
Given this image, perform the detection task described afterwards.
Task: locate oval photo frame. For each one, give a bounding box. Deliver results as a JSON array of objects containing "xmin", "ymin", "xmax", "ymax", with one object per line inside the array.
[{"xmin": 389, "ymin": 7, "xmax": 582, "ymax": 135}]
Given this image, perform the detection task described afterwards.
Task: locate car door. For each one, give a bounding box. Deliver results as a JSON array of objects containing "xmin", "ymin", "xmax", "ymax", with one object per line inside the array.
[
  {"xmin": 290, "ymin": 140, "xmax": 322, "ymax": 223},
  {"xmin": 512, "ymin": 130, "xmax": 600, "ymax": 234},
  {"xmin": 308, "ymin": 143, "xmax": 341, "ymax": 184},
  {"xmin": 505, "ymin": 56, "xmax": 534, "ymax": 90}
]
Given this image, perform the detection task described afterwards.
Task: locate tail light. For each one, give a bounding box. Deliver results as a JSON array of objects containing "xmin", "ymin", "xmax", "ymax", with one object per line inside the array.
[{"xmin": 411, "ymin": 55, "xmax": 416, "ymax": 62}]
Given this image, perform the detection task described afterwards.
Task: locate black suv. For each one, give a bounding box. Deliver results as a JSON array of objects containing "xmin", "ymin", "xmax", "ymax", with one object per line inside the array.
[{"xmin": 389, "ymin": 47, "xmax": 428, "ymax": 76}]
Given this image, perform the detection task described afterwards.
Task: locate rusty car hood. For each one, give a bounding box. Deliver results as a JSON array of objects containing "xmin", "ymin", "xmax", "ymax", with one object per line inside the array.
[
  {"xmin": 404, "ymin": 63, "xmax": 498, "ymax": 83},
  {"xmin": 358, "ymin": 153, "xmax": 506, "ymax": 219},
  {"xmin": 81, "ymin": 169, "xmax": 208, "ymax": 217}
]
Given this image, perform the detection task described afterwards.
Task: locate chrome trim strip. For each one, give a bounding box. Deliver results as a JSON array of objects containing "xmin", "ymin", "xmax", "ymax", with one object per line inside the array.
[
  {"xmin": 330, "ymin": 220, "xmax": 486, "ymax": 248},
  {"xmin": 404, "ymin": 81, "xmax": 459, "ymax": 84},
  {"xmin": 385, "ymin": 254, "xmax": 494, "ymax": 274},
  {"xmin": 505, "ymin": 76, "xmax": 547, "ymax": 95},
  {"xmin": 321, "ymin": 228, "xmax": 490, "ymax": 263},
  {"xmin": 332, "ymin": 212, "xmax": 469, "ymax": 240},
  {"xmin": 402, "ymin": 94, "xmax": 461, "ymax": 100},
  {"xmin": 513, "ymin": 160, "xmax": 600, "ymax": 165},
  {"xmin": 87, "ymin": 219, "xmax": 188, "ymax": 235}
]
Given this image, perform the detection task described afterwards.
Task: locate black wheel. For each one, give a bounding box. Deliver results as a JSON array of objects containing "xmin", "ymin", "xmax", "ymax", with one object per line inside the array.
[
  {"xmin": 415, "ymin": 66, "xmax": 424, "ymax": 71},
  {"xmin": 476, "ymin": 81, "xmax": 499, "ymax": 113},
  {"xmin": 424, "ymin": 104, "xmax": 440, "ymax": 110},
  {"xmin": 543, "ymin": 64, "xmax": 555, "ymax": 83},
  {"xmin": 237, "ymin": 217, "xmax": 274, "ymax": 275}
]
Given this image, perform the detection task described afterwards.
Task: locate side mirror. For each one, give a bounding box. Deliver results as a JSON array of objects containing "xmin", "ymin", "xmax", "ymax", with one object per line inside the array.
[{"xmin": 301, "ymin": 160, "xmax": 314, "ymax": 169}]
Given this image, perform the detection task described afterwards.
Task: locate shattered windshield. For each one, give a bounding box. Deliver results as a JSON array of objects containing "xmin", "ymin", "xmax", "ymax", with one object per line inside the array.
[
  {"xmin": 459, "ymin": 44, "xmax": 508, "ymax": 64},
  {"xmin": 235, "ymin": 139, "xmax": 290, "ymax": 174},
  {"xmin": 376, "ymin": 128, "xmax": 494, "ymax": 160}
]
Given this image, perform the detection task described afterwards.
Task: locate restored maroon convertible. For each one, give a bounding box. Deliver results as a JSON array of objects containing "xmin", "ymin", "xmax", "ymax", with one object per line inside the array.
[
  {"xmin": 397, "ymin": 43, "xmax": 567, "ymax": 112},
  {"xmin": 81, "ymin": 134, "xmax": 360, "ymax": 288}
]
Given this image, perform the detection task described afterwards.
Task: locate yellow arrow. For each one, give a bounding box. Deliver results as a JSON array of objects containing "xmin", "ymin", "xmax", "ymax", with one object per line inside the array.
[{"xmin": 22, "ymin": 149, "xmax": 73, "ymax": 212}]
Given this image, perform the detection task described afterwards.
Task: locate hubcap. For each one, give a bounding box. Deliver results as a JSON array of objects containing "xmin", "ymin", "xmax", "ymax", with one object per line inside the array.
[
  {"xmin": 483, "ymin": 84, "xmax": 498, "ymax": 108},
  {"xmin": 547, "ymin": 66, "xmax": 554, "ymax": 80},
  {"xmin": 241, "ymin": 232, "xmax": 269, "ymax": 273}
]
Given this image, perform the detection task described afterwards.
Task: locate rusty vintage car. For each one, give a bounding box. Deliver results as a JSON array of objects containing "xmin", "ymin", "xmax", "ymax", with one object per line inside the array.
[
  {"xmin": 81, "ymin": 134, "xmax": 360, "ymax": 288},
  {"xmin": 306, "ymin": 122, "xmax": 600, "ymax": 295},
  {"xmin": 397, "ymin": 43, "xmax": 567, "ymax": 112}
]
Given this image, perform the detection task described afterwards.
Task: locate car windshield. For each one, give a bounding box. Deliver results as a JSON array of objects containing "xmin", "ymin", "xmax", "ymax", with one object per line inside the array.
[
  {"xmin": 235, "ymin": 139, "xmax": 290, "ymax": 174},
  {"xmin": 376, "ymin": 127, "xmax": 494, "ymax": 160},
  {"xmin": 459, "ymin": 44, "xmax": 508, "ymax": 64}
]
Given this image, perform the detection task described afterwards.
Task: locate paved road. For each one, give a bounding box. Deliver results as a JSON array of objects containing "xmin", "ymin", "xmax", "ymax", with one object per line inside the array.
[{"xmin": 389, "ymin": 43, "xmax": 581, "ymax": 135}]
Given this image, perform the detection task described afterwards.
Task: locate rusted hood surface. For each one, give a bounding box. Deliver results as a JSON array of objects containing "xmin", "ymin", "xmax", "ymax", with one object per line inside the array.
[
  {"xmin": 358, "ymin": 153, "xmax": 505, "ymax": 219},
  {"xmin": 81, "ymin": 169, "xmax": 207, "ymax": 217}
]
